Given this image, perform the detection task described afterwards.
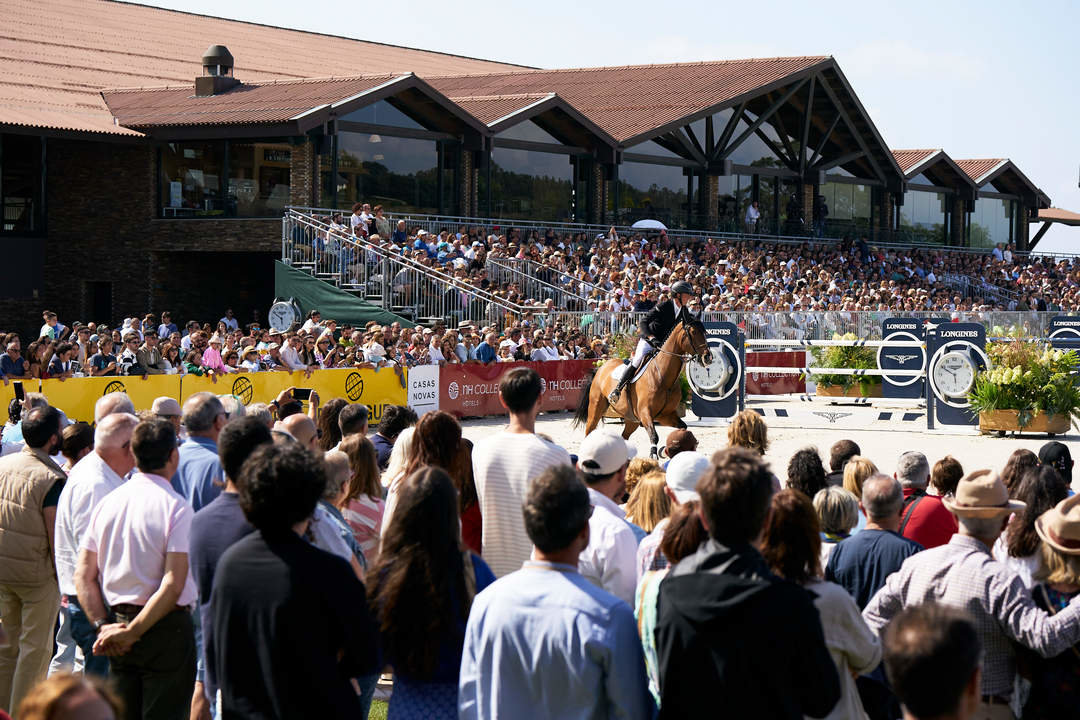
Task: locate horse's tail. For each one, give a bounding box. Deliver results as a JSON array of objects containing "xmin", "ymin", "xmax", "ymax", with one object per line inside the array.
[{"xmin": 572, "ymin": 368, "xmax": 596, "ymax": 428}]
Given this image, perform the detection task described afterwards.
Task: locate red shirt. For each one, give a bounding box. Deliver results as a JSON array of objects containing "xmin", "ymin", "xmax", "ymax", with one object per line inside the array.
[
  {"xmin": 462, "ymin": 501, "xmax": 482, "ymax": 556},
  {"xmin": 899, "ymin": 487, "xmax": 958, "ymax": 549}
]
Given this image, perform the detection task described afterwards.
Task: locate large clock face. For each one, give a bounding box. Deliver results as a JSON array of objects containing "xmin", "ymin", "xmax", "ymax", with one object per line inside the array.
[
  {"xmin": 268, "ymin": 302, "xmax": 296, "ymax": 332},
  {"xmin": 688, "ymin": 347, "xmax": 731, "ymax": 392},
  {"xmin": 933, "ymin": 351, "xmax": 976, "ymax": 397}
]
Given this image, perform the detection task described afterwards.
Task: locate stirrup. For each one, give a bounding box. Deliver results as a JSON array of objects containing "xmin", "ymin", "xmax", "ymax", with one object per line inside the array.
[{"xmin": 608, "ymin": 387, "xmax": 621, "ymax": 403}]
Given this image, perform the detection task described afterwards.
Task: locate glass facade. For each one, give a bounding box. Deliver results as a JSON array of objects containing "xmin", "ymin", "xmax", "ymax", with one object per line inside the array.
[
  {"xmin": 160, "ymin": 139, "xmax": 291, "ymax": 218},
  {"xmin": 971, "ymin": 196, "xmax": 1013, "ymax": 248},
  {"xmin": 482, "ymin": 147, "xmax": 572, "ymax": 220},
  {"xmin": 334, "ymin": 132, "xmax": 439, "ymax": 214},
  {"xmin": 615, "ymin": 160, "xmax": 689, "ymax": 226},
  {"xmin": 899, "ymin": 189, "xmax": 947, "ymax": 244},
  {"xmin": 821, "ymin": 182, "xmax": 871, "ymax": 221},
  {"xmin": 1, "ymin": 133, "xmax": 44, "ymax": 233}
]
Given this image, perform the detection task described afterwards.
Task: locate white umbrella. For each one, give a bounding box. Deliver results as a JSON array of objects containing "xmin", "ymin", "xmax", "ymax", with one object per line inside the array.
[{"xmin": 630, "ymin": 219, "xmax": 667, "ymax": 231}]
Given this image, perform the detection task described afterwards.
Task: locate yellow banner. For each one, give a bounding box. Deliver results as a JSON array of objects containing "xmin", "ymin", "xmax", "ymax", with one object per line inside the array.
[
  {"xmin": 180, "ymin": 368, "xmax": 406, "ymax": 418},
  {"xmin": 27, "ymin": 367, "xmax": 406, "ymax": 425},
  {"xmin": 1, "ymin": 379, "xmax": 36, "ymax": 424},
  {"xmin": 40, "ymin": 375, "xmax": 182, "ymax": 424}
]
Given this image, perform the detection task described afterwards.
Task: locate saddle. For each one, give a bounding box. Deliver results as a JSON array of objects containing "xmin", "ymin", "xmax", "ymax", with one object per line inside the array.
[{"xmin": 613, "ymin": 354, "xmax": 655, "ymax": 386}]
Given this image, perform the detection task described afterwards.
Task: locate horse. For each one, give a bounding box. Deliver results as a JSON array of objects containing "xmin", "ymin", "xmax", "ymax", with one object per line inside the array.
[{"xmin": 574, "ymin": 316, "xmax": 712, "ymax": 458}]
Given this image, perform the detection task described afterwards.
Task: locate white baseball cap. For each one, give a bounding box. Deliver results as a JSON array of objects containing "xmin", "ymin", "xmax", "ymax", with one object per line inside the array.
[
  {"xmin": 578, "ymin": 431, "xmax": 636, "ymax": 476},
  {"xmin": 665, "ymin": 451, "xmax": 710, "ymax": 503}
]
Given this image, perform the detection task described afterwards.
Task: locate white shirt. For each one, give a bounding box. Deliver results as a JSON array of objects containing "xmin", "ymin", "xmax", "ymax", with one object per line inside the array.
[
  {"xmin": 745, "ymin": 205, "xmax": 760, "ymax": 223},
  {"xmin": 579, "ymin": 487, "xmax": 638, "ymax": 606},
  {"xmin": 426, "ymin": 342, "xmax": 445, "ymax": 365},
  {"xmin": 280, "ymin": 344, "xmax": 306, "ymax": 371},
  {"xmin": 220, "ymin": 316, "xmax": 239, "ymax": 332},
  {"xmin": 54, "ymin": 452, "xmax": 126, "ymax": 596},
  {"xmin": 82, "ymin": 472, "xmax": 196, "ymax": 607},
  {"xmin": 472, "ymin": 432, "xmax": 571, "ymax": 578}
]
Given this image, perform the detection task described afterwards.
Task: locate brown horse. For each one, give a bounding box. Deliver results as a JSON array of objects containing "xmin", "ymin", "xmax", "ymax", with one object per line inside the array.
[{"xmin": 574, "ymin": 317, "xmax": 711, "ymax": 458}]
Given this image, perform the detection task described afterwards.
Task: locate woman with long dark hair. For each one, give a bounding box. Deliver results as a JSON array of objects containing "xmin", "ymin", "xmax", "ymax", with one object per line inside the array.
[
  {"xmin": 317, "ymin": 397, "xmax": 347, "ymax": 451},
  {"xmin": 993, "ymin": 465, "xmax": 1069, "ymax": 588},
  {"xmin": 369, "ymin": 467, "xmax": 494, "ymax": 718}
]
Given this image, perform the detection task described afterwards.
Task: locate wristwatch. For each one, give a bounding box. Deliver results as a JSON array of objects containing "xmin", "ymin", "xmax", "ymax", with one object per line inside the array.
[{"xmin": 92, "ymin": 618, "xmax": 106, "ymax": 632}]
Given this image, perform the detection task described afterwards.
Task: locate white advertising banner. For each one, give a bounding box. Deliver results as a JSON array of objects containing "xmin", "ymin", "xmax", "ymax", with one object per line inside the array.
[{"xmin": 406, "ymin": 364, "xmax": 440, "ymax": 415}]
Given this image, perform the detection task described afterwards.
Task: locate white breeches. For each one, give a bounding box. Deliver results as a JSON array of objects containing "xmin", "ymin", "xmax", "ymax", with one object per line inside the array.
[{"xmin": 631, "ymin": 338, "xmax": 654, "ymax": 366}]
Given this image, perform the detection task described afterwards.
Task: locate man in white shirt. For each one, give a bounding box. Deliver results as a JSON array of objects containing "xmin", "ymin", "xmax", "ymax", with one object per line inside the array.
[
  {"xmin": 75, "ymin": 418, "xmax": 197, "ymax": 718},
  {"xmin": 472, "ymin": 368, "xmax": 571, "ymax": 577},
  {"xmin": 280, "ymin": 335, "xmax": 307, "ymax": 371},
  {"xmin": 575, "ymin": 431, "xmax": 639, "ymax": 606},
  {"xmin": 745, "ymin": 201, "xmax": 761, "ymax": 233},
  {"xmin": 219, "ymin": 309, "xmax": 239, "ymax": 332},
  {"xmin": 52, "ymin": 413, "xmax": 138, "ymax": 677}
]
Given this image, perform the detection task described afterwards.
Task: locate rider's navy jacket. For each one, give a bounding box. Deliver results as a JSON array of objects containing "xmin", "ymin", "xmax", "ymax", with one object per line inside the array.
[{"xmin": 639, "ymin": 300, "xmax": 686, "ymax": 343}]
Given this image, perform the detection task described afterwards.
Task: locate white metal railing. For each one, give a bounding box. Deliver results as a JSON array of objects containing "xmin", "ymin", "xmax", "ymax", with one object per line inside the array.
[
  {"xmin": 485, "ymin": 257, "xmax": 589, "ymax": 309},
  {"xmin": 283, "ymin": 210, "xmax": 532, "ymax": 324}
]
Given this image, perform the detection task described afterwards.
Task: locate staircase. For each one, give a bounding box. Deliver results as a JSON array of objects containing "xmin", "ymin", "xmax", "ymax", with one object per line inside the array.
[{"xmin": 282, "ymin": 210, "xmax": 527, "ymax": 326}]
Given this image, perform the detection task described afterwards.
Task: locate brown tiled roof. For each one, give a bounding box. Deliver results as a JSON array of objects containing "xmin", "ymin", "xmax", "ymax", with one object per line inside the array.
[
  {"xmin": 891, "ymin": 149, "xmax": 938, "ymax": 174},
  {"xmin": 954, "ymin": 158, "xmax": 1007, "ymax": 183},
  {"xmin": 1038, "ymin": 208, "xmax": 1080, "ymax": 226},
  {"xmin": 428, "ymin": 56, "xmax": 830, "ymax": 144},
  {"xmin": 447, "ymin": 94, "xmax": 553, "ymax": 125},
  {"xmin": 0, "ymin": 0, "xmax": 522, "ymax": 136},
  {"xmin": 104, "ymin": 75, "xmax": 402, "ymax": 128}
]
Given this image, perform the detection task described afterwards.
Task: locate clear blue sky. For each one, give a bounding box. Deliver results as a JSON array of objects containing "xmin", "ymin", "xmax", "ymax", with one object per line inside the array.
[{"xmin": 143, "ymin": 0, "xmax": 1080, "ymax": 252}]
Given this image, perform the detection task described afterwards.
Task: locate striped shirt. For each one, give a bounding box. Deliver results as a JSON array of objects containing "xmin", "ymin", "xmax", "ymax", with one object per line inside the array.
[
  {"xmin": 863, "ymin": 534, "xmax": 1080, "ymax": 696},
  {"xmin": 471, "ymin": 431, "xmax": 571, "ymax": 578},
  {"xmin": 341, "ymin": 495, "xmax": 384, "ymax": 567}
]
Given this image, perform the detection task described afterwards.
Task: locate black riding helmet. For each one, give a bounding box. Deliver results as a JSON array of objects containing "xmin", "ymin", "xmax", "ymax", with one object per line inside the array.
[{"xmin": 671, "ymin": 280, "xmax": 694, "ymax": 295}]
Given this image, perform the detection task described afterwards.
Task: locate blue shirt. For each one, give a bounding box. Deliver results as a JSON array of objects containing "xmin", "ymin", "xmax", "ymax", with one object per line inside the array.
[
  {"xmin": 189, "ymin": 491, "xmax": 253, "ymax": 700},
  {"xmin": 825, "ymin": 528, "xmax": 923, "ymax": 610},
  {"xmin": 475, "ymin": 342, "xmax": 496, "ymax": 364},
  {"xmin": 0, "ymin": 354, "xmax": 26, "ymax": 377},
  {"xmin": 459, "ymin": 561, "xmax": 653, "ymax": 720},
  {"xmin": 171, "ymin": 436, "xmax": 224, "ymax": 512}
]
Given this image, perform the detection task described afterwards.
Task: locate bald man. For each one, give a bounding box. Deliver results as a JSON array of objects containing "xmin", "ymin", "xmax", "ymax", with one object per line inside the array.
[{"xmin": 279, "ymin": 414, "xmax": 317, "ymax": 449}]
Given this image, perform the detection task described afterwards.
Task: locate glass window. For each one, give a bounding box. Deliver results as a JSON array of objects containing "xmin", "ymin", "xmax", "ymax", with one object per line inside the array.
[
  {"xmin": 496, "ymin": 121, "xmax": 563, "ymax": 144},
  {"xmin": 228, "ymin": 141, "xmax": 291, "ymax": 217},
  {"xmin": 616, "ymin": 160, "xmax": 689, "ymax": 227},
  {"xmin": 907, "ymin": 172, "xmax": 932, "ymax": 186},
  {"xmin": 481, "ymin": 147, "xmax": 572, "ymax": 220},
  {"xmin": 1, "ymin": 134, "xmax": 44, "ymax": 233},
  {"xmin": 970, "ymin": 196, "xmax": 1012, "ymax": 248},
  {"xmin": 160, "ymin": 141, "xmax": 225, "ymax": 217},
  {"xmin": 336, "ymin": 131, "xmax": 439, "ymax": 214},
  {"xmin": 339, "ymin": 100, "xmax": 425, "ymax": 130},
  {"xmin": 899, "ymin": 189, "xmax": 946, "ymax": 243}
]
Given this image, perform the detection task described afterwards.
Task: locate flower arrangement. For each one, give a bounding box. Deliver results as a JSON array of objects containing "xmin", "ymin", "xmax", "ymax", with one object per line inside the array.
[
  {"xmin": 807, "ymin": 332, "xmax": 878, "ymax": 395},
  {"xmin": 967, "ymin": 340, "xmax": 1080, "ymax": 430}
]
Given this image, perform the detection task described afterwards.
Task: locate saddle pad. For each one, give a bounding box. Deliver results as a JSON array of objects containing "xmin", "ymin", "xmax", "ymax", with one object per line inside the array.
[{"xmin": 612, "ymin": 360, "xmax": 652, "ymax": 385}]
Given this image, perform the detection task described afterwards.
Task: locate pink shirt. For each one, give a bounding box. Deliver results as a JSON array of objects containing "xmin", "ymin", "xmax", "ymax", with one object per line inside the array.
[
  {"xmin": 83, "ymin": 472, "xmax": 196, "ymax": 607},
  {"xmin": 201, "ymin": 346, "xmax": 225, "ymax": 373},
  {"xmin": 341, "ymin": 495, "xmax": 384, "ymax": 567}
]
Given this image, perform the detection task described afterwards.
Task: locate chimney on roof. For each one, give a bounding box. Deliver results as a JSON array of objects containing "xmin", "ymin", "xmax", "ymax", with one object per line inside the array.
[{"xmin": 195, "ymin": 45, "xmax": 240, "ymax": 97}]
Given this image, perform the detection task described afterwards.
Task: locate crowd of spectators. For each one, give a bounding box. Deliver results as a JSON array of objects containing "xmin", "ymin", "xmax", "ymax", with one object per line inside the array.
[
  {"xmin": 320, "ymin": 205, "xmax": 1077, "ymax": 316},
  {"xmin": 3, "ymin": 367, "xmax": 1080, "ymax": 720}
]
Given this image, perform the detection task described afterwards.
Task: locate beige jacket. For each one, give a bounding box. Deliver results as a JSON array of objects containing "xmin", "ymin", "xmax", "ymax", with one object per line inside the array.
[{"xmin": 0, "ymin": 446, "xmax": 66, "ymax": 585}]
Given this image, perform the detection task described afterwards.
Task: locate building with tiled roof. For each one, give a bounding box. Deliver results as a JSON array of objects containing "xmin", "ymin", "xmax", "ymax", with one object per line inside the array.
[{"xmin": 0, "ymin": 0, "xmax": 1056, "ymax": 334}]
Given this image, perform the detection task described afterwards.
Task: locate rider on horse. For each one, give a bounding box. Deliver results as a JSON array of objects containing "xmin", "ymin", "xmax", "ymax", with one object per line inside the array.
[{"xmin": 608, "ymin": 280, "xmax": 696, "ymax": 404}]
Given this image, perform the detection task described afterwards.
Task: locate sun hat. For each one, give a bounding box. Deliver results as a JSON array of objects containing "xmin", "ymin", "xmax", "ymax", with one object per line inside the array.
[
  {"xmin": 1036, "ymin": 494, "xmax": 1080, "ymax": 555},
  {"xmin": 151, "ymin": 397, "xmax": 182, "ymax": 417},
  {"xmin": 943, "ymin": 469, "xmax": 1026, "ymax": 518},
  {"xmin": 208, "ymin": 334, "xmax": 224, "ymax": 346}
]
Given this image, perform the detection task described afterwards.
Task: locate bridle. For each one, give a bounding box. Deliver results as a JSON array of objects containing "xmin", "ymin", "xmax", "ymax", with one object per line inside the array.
[{"xmin": 652, "ymin": 317, "xmax": 708, "ymax": 364}]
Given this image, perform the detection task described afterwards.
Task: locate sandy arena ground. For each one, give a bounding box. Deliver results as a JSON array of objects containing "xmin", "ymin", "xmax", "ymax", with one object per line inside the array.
[{"xmin": 460, "ymin": 398, "xmax": 1080, "ymax": 492}]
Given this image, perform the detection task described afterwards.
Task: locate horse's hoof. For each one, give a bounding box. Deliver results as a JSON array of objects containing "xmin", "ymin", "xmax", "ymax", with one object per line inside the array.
[{"xmin": 649, "ymin": 447, "xmax": 658, "ymax": 459}]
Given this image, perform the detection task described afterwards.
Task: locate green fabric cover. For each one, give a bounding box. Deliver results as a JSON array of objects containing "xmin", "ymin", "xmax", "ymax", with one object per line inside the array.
[{"xmin": 273, "ymin": 261, "xmax": 417, "ymax": 328}]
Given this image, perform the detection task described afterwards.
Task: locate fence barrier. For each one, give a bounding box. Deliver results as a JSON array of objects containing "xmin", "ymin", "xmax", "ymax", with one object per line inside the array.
[{"xmin": 11, "ymin": 367, "xmax": 406, "ymax": 425}]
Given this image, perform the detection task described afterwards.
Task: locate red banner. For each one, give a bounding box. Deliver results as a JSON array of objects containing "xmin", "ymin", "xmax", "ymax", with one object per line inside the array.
[
  {"xmin": 745, "ymin": 351, "xmax": 806, "ymax": 395},
  {"xmin": 440, "ymin": 360, "xmax": 595, "ymax": 418}
]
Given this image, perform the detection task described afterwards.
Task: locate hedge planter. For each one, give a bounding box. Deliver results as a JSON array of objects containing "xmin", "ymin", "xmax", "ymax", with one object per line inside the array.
[
  {"xmin": 979, "ymin": 410, "xmax": 1071, "ymax": 436},
  {"xmin": 816, "ymin": 383, "xmax": 883, "ymax": 398}
]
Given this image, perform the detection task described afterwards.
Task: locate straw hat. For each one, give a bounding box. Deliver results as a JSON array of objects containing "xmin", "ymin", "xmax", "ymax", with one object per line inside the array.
[
  {"xmin": 943, "ymin": 469, "xmax": 1026, "ymax": 518},
  {"xmin": 1036, "ymin": 494, "xmax": 1080, "ymax": 555},
  {"xmin": 208, "ymin": 334, "xmax": 224, "ymax": 346}
]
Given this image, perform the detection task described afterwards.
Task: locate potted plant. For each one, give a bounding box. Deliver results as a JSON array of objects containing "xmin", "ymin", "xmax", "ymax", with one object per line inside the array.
[
  {"xmin": 967, "ymin": 341, "xmax": 1080, "ymax": 436},
  {"xmin": 807, "ymin": 333, "xmax": 882, "ymax": 398}
]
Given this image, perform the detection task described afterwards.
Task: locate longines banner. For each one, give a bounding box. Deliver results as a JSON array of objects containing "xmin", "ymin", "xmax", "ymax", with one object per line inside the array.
[{"xmin": 439, "ymin": 360, "xmax": 595, "ymax": 418}]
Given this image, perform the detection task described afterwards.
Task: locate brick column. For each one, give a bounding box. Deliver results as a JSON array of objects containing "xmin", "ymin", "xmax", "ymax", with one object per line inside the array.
[
  {"xmin": 875, "ymin": 191, "xmax": 894, "ymax": 238},
  {"xmin": 802, "ymin": 182, "xmax": 815, "ymax": 227},
  {"xmin": 950, "ymin": 196, "xmax": 964, "ymax": 246},
  {"xmin": 289, "ymin": 140, "xmax": 315, "ymax": 207},
  {"xmin": 591, "ymin": 162, "xmax": 605, "ymax": 224},
  {"xmin": 458, "ymin": 150, "xmax": 475, "ymax": 217},
  {"xmin": 703, "ymin": 174, "xmax": 720, "ymax": 229},
  {"xmin": 1014, "ymin": 202, "xmax": 1029, "ymax": 251}
]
